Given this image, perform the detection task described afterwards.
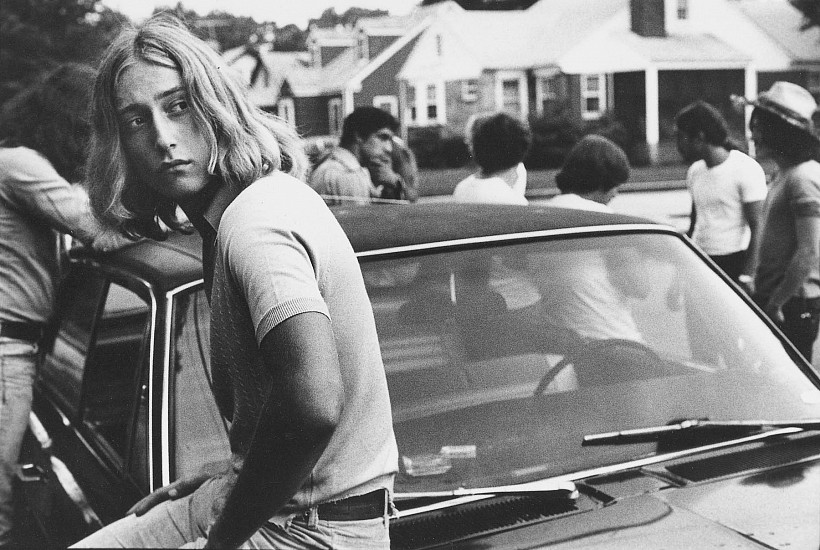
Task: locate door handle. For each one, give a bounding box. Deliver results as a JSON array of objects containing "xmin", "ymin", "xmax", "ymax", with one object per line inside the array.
[{"xmin": 18, "ymin": 463, "xmax": 47, "ymax": 482}]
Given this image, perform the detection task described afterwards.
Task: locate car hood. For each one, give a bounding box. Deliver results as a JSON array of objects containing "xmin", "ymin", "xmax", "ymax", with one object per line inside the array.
[{"xmin": 392, "ymin": 438, "xmax": 820, "ymax": 549}]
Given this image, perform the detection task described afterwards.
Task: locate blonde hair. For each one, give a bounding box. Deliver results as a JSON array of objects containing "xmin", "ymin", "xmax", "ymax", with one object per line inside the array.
[{"xmin": 87, "ymin": 13, "xmax": 307, "ymax": 239}]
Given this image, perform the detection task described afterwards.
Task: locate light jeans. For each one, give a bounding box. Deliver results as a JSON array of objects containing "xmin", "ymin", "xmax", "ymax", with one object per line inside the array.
[
  {"xmin": 0, "ymin": 337, "xmax": 38, "ymax": 547},
  {"xmin": 71, "ymin": 474, "xmax": 391, "ymax": 549}
]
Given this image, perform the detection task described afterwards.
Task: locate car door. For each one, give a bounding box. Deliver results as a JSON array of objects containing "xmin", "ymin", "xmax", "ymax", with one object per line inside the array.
[{"xmin": 19, "ymin": 262, "xmax": 153, "ymax": 548}]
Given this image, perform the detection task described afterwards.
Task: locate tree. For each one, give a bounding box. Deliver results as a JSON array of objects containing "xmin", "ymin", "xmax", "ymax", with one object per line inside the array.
[
  {"xmin": 0, "ymin": 0, "xmax": 128, "ymax": 105},
  {"xmin": 791, "ymin": 0, "xmax": 820, "ymax": 29},
  {"xmin": 421, "ymin": 0, "xmax": 538, "ymax": 9},
  {"xmin": 309, "ymin": 7, "xmax": 389, "ymax": 29}
]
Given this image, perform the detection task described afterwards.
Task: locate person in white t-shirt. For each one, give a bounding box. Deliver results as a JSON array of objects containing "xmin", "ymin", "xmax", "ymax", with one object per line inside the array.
[
  {"xmin": 453, "ymin": 111, "xmax": 531, "ymax": 205},
  {"xmin": 676, "ymin": 101, "xmax": 767, "ymax": 289}
]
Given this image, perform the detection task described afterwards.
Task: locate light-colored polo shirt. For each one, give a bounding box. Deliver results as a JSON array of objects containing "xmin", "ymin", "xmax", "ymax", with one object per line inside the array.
[
  {"xmin": 206, "ymin": 172, "xmax": 398, "ymax": 509},
  {"xmin": 308, "ymin": 147, "xmax": 377, "ymax": 205}
]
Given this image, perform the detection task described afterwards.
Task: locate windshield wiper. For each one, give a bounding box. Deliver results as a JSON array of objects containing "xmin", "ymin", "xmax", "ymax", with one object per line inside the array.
[
  {"xmin": 394, "ymin": 479, "xmax": 578, "ymax": 501},
  {"xmin": 582, "ymin": 418, "xmax": 820, "ymax": 446}
]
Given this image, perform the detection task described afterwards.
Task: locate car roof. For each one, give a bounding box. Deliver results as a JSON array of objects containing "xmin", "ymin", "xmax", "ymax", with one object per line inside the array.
[{"xmin": 73, "ymin": 203, "xmax": 657, "ymax": 293}]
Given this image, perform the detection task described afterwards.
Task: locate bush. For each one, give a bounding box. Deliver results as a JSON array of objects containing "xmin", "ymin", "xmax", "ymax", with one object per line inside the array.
[
  {"xmin": 526, "ymin": 105, "xmax": 641, "ymax": 168},
  {"xmin": 408, "ymin": 126, "xmax": 470, "ymax": 169}
]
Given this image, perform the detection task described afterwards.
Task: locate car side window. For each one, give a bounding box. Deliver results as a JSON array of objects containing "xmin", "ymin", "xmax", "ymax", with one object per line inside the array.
[
  {"xmin": 171, "ymin": 290, "xmax": 231, "ymax": 481},
  {"xmin": 81, "ymin": 281, "xmax": 150, "ymax": 465},
  {"xmin": 39, "ymin": 269, "xmax": 106, "ymax": 415}
]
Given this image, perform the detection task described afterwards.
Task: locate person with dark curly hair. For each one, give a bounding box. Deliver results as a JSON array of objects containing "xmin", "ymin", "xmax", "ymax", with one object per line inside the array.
[
  {"xmin": 548, "ymin": 134, "xmax": 630, "ymax": 212},
  {"xmin": 453, "ymin": 111, "xmax": 531, "ymax": 204},
  {"xmin": 542, "ymin": 135, "xmax": 646, "ymax": 343},
  {"xmin": 0, "ymin": 62, "xmax": 131, "ymax": 547}
]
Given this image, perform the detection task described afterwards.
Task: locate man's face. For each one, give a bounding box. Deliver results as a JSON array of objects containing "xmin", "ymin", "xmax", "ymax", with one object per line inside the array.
[
  {"xmin": 749, "ymin": 116, "xmax": 771, "ymax": 160},
  {"xmin": 358, "ymin": 128, "xmax": 395, "ymax": 166},
  {"xmin": 115, "ymin": 61, "xmax": 212, "ymax": 204},
  {"xmin": 676, "ymin": 130, "xmax": 700, "ymax": 164}
]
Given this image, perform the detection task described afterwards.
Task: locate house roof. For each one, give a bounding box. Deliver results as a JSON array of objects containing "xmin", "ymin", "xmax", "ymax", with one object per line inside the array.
[
  {"xmin": 739, "ymin": 0, "xmax": 820, "ymax": 64},
  {"xmin": 223, "ymin": 46, "xmax": 310, "ymax": 106}
]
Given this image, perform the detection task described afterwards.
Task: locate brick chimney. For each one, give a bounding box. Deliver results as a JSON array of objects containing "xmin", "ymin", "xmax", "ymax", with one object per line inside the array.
[{"xmin": 631, "ymin": 0, "xmax": 666, "ymax": 37}]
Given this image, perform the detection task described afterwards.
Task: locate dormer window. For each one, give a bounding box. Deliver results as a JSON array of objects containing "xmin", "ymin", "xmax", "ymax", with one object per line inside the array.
[
  {"xmin": 677, "ymin": 0, "xmax": 689, "ymax": 20},
  {"xmin": 435, "ymin": 34, "xmax": 443, "ymax": 57}
]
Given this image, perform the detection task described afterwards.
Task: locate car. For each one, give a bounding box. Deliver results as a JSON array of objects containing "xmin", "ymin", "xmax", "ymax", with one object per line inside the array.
[{"xmin": 18, "ymin": 202, "xmax": 820, "ymax": 549}]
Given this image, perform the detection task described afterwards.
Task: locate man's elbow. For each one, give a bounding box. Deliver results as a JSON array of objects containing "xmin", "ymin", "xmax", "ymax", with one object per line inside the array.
[{"xmin": 297, "ymin": 386, "xmax": 344, "ymax": 437}]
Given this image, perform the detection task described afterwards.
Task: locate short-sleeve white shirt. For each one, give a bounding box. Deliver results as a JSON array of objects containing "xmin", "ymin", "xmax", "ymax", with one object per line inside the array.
[{"xmin": 687, "ymin": 150, "xmax": 767, "ymax": 256}]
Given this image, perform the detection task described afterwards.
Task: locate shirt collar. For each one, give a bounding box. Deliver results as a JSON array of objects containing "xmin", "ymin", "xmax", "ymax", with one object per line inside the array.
[{"xmin": 187, "ymin": 181, "xmax": 239, "ymax": 236}]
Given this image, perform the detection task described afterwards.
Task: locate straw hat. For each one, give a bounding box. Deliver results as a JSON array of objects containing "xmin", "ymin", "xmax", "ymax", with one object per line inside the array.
[{"xmin": 733, "ymin": 81, "xmax": 819, "ymax": 140}]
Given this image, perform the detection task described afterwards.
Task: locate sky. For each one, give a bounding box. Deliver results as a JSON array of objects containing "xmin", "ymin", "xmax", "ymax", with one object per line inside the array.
[{"xmin": 100, "ymin": 0, "xmax": 421, "ymax": 28}]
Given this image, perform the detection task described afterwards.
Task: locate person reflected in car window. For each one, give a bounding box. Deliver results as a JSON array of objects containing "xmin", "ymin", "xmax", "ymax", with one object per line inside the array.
[
  {"xmin": 74, "ymin": 14, "xmax": 397, "ymax": 549},
  {"xmin": 308, "ymin": 106, "xmax": 400, "ymax": 205},
  {"xmin": 542, "ymin": 135, "xmax": 648, "ymax": 343},
  {"xmin": 453, "ymin": 111, "xmax": 531, "ymax": 204},
  {"xmin": 0, "ymin": 63, "xmax": 133, "ymax": 548}
]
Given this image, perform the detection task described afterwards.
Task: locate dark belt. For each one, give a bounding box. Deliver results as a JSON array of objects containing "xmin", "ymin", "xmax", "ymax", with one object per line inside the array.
[
  {"xmin": 313, "ymin": 489, "xmax": 387, "ymax": 521},
  {"xmin": 0, "ymin": 321, "xmax": 45, "ymax": 343}
]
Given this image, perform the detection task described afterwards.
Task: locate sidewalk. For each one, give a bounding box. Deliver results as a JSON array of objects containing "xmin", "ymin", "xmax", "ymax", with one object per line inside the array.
[{"xmin": 418, "ymin": 164, "xmax": 689, "ymax": 198}]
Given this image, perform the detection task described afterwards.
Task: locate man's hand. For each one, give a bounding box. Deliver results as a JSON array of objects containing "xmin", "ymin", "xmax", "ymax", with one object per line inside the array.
[
  {"xmin": 90, "ymin": 227, "xmax": 135, "ymax": 253},
  {"xmin": 126, "ymin": 472, "xmax": 214, "ymax": 516}
]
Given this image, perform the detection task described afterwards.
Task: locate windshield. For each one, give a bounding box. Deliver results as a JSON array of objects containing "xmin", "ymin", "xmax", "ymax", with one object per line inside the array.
[
  {"xmin": 361, "ymin": 231, "xmax": 820, "ymax": 492},
  {"xmin": 170, "ymin": 230, "xmax": 820, "ymax": 494}
]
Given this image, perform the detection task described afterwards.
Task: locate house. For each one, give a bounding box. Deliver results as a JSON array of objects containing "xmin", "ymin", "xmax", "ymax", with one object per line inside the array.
[
  {"xmin": 233, "ymin": 0, "xmax": 820, "ymax": 164},
  {"xmin": 397, "ymin": 0, "xmax": 820, "ymax": 162}
]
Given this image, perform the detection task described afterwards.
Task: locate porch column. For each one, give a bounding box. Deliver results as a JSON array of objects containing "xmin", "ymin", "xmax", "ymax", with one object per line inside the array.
[
  {"xmin": 744, "ymin": 65, "xmax": 758, "ymax": 157},
  {"xmin": 645, "ymin": 67, "xmax": 659, "ymax": 164}
]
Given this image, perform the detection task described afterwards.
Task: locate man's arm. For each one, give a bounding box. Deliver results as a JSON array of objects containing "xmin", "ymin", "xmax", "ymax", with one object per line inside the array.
[
  {"xmin": 205, "ymin": 311, "xmax": 343, "ymax": 549},
  {"xmin": 741, "ymin": 200, "xmax": 764, "ymax": 283},
  {"xmin": 764, "ymin": 215, "xmax": 820, "ymax": 322}
]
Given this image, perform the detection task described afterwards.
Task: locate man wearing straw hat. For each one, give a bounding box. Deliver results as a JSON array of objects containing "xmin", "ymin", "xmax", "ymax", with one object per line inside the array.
[{"xmin": 740, "ymin": 81, "xmax": 820, "ymax": 361}]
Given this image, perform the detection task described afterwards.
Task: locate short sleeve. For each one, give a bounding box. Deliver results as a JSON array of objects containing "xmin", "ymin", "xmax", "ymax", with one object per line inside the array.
[
  {"xmin": 221, "ymin": 213, "xmax": 330, "ymax": 345},
  {"xmin": 788, "ymin": 169, "xmax": 820, "ymax": 218},
  {"xmin": 738, "ymin": 157, "xmax": 767, "ymax": 203}
]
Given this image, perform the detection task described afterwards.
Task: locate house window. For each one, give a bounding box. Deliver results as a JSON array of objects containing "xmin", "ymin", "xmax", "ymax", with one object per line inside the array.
[
  {"xmin": 677, "ymin": 0, "xmax": 689, "ymax": 20},
  {"xmin": 462, "ymin": 80, "xmax": 478, "ymax": 103},
  {"xmin": 581, "ymin": 74, "xmax": 606, "ymax": 120},
  {"xmin": 426, "ymin": 84, "xmax": 438, "ymax": 121},
  {"xmin": 502, "ymin": 79, "xmax": 521, "ymax": 115},
  {"xmin": 358, "ymin": 34, "xmax": 368, "ymax": 60},
  {"xmin": 277, "ymin": 98, "xmax": 296, "ymax": 127},
  {"xmin": 435, "ymin": 34, "xmax": 443, "ymax": 57},
  {"xmin": 328, "ymin": 98, "xmax": 343, "ymax": 135},
  {"xmin": 373, "ymin": 95, "xmax": 398, "ymax": 117},
  {"xmin": 407, "ymin": 86, "xmax": 417, "ymax": 123},
  {"xmin": 537, "ymin": 76, "xmax": 562, "ymax": 113}
]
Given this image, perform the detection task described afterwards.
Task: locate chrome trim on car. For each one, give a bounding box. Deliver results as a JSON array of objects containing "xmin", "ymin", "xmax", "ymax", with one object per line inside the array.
[
  {"xmin": 162, "ymin": 279, "xmax": 206, "ymax": 487},
  {"xmin": 28, "ymin": 411, "xmax": 103, "ymax": 529},
  {"xmin": 74, "ymin": 257, "xmax": 160, "ymax": 491},
  {"xmin": 355, "ymin": 224, "xmax": 674, "ymax": 258}
]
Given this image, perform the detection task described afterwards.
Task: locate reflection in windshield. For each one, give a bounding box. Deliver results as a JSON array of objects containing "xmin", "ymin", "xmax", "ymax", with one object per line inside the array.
[{"xmin": 361, "ymin": 233, "xmax": 820, "ymax": 493}]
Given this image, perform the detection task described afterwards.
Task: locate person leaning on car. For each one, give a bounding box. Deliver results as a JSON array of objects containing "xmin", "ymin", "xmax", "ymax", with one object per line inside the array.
[
  {"xmin": 71, "ymin": 14, "xmax": 397, "ymax": 549},
  {"xmin": 308, "ymin": 106, "xmax": 401, "ymax": 205},
  {"xmin": 0, "ymin": 63, "xmax": 132, "ymax": 548},
  {"xmin": 738, "ymin": 82, "xmax": 820, "ymax": 362}
]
